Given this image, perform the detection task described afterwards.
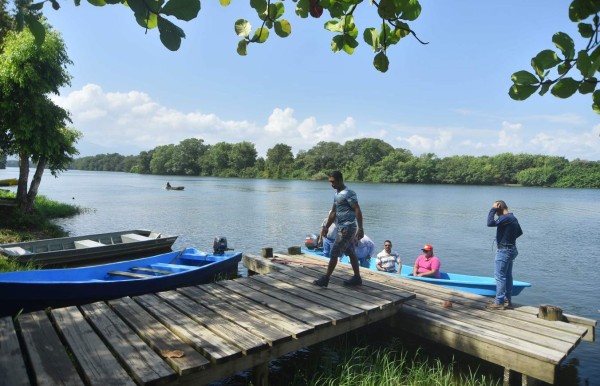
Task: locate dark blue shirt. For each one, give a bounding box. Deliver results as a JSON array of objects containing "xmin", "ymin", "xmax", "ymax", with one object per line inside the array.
[{"xmin": 487, "ymin": 209, "xmax": 523, "ymax": 247}]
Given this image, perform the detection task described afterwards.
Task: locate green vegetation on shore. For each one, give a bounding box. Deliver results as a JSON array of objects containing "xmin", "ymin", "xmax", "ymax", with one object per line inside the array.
[
  {"xmin": 67, "ymin": 138, "xmax": 600, "ymax": 188},
  {"xmin": 0, "ymin": 190, "xmax": 81, "ymax": 272}
]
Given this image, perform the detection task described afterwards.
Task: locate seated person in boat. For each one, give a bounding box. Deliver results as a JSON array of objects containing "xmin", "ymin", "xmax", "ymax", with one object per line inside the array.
[
  {"xmin": 166, "ymin": 182, "xmax": 171, "ymax": 189},
  {"xmin": 354, "ymin": 234, "xmax": 375, "ymax": 268},
  {"xmin": 375, "ymin": 240, "xmax": 402, "ymax": 273},
  {"xmin": 413, "ymin": 244, "xmax": 441, "ymax": 278},
  {"xmin": 320, "ymin": 212, "xmax": 337, "ymax": 257}
]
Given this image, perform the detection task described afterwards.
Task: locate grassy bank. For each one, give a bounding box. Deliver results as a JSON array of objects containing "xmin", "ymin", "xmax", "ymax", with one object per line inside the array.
[{"xmin": 0, "ymin": 189, "xmax": 81, "ymax": 272}]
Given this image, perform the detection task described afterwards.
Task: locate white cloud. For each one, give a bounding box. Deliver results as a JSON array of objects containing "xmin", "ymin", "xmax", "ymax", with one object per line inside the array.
[{"xmin": 52, "ymin": 84, "xmax": 600, "ymax": 160}]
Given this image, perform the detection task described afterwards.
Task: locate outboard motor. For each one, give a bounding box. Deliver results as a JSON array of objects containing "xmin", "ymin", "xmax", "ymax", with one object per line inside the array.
[
  {"xmin": 213, "ymin": 236, "xmax": 233, "ymax": 255},
  {"xmin": 305, "ymin": 234, "xmax": 319, "ymax": 250}
]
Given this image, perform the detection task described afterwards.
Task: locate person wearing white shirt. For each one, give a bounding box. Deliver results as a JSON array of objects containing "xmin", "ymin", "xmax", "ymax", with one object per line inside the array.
[{"xmin": 376, "ymin": 240, "xmax": 402, "ymax": 274}]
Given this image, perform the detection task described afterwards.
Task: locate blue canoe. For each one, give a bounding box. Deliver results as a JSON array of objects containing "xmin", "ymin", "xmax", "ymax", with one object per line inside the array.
[
  {"xmin": 302, "ymin": 248, "xmax": 531, "ymax": 297},
  {"xmin": 0, "ymin": 247, "xmax": 242, "ymax": 316}
]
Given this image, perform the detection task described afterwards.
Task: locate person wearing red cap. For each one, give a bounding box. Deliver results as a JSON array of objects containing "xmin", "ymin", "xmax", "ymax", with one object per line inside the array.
[{"xmin": 413, "ymin": 244, "xmax": 441, "ymax": 278}]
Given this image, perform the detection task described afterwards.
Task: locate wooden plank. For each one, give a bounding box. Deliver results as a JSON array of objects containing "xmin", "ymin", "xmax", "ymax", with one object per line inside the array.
[
  {"xmin": 130, "ymin": 267, "xmax": 173, "ymax": 275},
  {"xmin": 177, "ymin": 286, "xmax": 291, "ymax": 346},
  {"xmin": 18, "ymin": 311, "xmax": 82, "ymax": 385},
  {"xmin": 205, "ymin": 283, "xmax": 315, "ymax": 338},
  {"xmin": 155, "ymin": 290, "xmax": 269, "ymax": 355},
  {"xmin": 216, "ymin": 280, "xmax": 331, "ymax": 330},
  {"xmin": 0, "ymin": 316, "xmax": 29, "ymax": 386},
  {"xmin": 237, "ymin": 276, "xmax": 352, "ymax": 323},
  {"xmin": 80, "ymin": 302, "xmax": 178, "ymax": 385},
  {"xmin": 516, "ymin": 305, "xmax": 596, "ymax": 342},
  {"xmin": 108, "ymin": 270, "xmax": 154, "ymax": 279},
  {"xmin": 50, "ymin": 306, "xmax": 136, "ymax": 386},
  {"xmin": 133, "ymin": 294, "xmax": 242, "ymax": 364},
  {"xmin": 108, "ymin": 297, "xmax": 210, "ymax": 376},
  {"xmin": 396, "ymin": 306, "xmax": 560, "ymax": 384}
]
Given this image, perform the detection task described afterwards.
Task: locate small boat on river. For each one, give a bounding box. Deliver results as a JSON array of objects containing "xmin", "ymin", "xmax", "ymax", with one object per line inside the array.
[
  {"xmin": 0, "ymin": 178, "xmax": 17, "ymax": 187},
  {"xmin": 0, "ymin": 246, "xmax": 242, "ymax": 316},
  {"xmin": 165, "ymin": 182, "xmax": 184, "ymax": 190},
  {"xmin": 0, "ymin": 229, "xmax": 177, "ymax": 267},
  {"xmin": 302, "ymin": 247, "xmax": 531, "ymax": 297}
]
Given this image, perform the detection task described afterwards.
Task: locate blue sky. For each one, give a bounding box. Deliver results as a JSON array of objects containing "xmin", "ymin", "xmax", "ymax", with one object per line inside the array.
[{"xmin": 42, "ymin": 0, "xmax": 599, "ymax": 160}]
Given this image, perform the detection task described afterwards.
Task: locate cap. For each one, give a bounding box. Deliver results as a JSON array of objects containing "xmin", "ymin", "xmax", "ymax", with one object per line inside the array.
[{"xmin": 421, "ymin": 244, "xmax": 433, "ymax": 251}]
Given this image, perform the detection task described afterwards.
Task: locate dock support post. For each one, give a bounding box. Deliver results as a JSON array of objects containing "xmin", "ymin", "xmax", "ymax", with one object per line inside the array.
[{"xmin": 253, "ymin": 362, "xmax": 269, "ymax": 386}]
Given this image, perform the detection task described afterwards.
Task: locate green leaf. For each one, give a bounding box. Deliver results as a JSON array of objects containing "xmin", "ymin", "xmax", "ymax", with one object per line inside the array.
[
  {"xmin": 51, "ymin": 0, "xmax": 61, "ymax": 10},
  {"xmin": 557, "ymin": 61, "xmax": 571, "ymax": 75},
  {"xmin": 569, "ymin": 0, "xmax": 600, "ymax": 22},
  {"xmin": 398, "ymin": 0, "xmax": 421, "ymax": 21},
  {"xmin": 552, "ymin": 32, "xmax": 575, "ymax": 60},
  {"xmin": 24, "ymin": 14, "xmax": 45, "ymax": 46},
  {"xmin": 268, "ymin": 2, "xmax": 285, "ymax": 19},
  {"xmin": 253, "ymin": 27, "xmax": 269, "ymax": 43},
  {"xmin": 539, "ymin": 82, "xmax": 551, "ymax": 96},
  {"xmin": 325, "ymin": 20, "xmax": 343, "ymax": 33},
  {"xmin": 250, "ymin": 0, "xmax": 268, "ymax": 15},
  {"xmin": 592, "ymin": 90, "xmax": 600, "ymax": 114},
  {"xmin": 88, "ymin": 0, "xmax": 108, "ymax": 6},
  {"xmin": 219, "ymin": 0, "xmax": 231, "ymax": 5},
  {"xmin": 237, "ymin": 39, "xmax": 248, "ymax": 56},
  {"xmin": 378, "ymin": 0, "xmax": 396, "ymax": 19},
  {"xmin": 274, "ymin": 20, "xmax": 292, "ymax": 37},
  {"xmin": 28, "ymin": 2, "xmax": 45, "ymax": 11},
  {"xmin": 135, "ymin": 11, "xmax": 158, "ymax": 29},
  {"xmin": 161, "ymin": 0, "xmax": 200, "ymax": 21},
  {"xmin": 342, "ymin": 35, "xmax": 358, "ymax": 54},
  {"xmin": 578, "ymin": 22, "xmax": 594, "ymax": 38},
  {"xmin": 508, "ymin": 84, "xmax": 539, "ymax": 101},
  {"xmin": 157, "ymin": 16, "xmax": 185, "ymax": 51},
  {"xmin": 363, "ymin": 27, "xmax": 379, "ymax": 51},
  {"xmin": 373, "ymin": 51, "xmax": 389, "ymax": 72},
  {"xmin": 295, "ymin": 0, "xmax": 309, "ymax": 18},
  {"xmin": 235, "ymin": 19, "xmax": 251, "ymax": 37},
  {"xmin": 329, "ymin": 3, "xmax": 344, "ymax": 18},
  {"xmin": 532, "ymin": 50, "xmax": 562, "ymax": 74},
  {"xmin": 577, "ymin": 50, "xmax": 593, "ymax": 77},
  {"xmin": 578, "ymin": 78, "xmax": 597, "ymax": 94},
  {"xmin": 331, "ymin": 35, "xmax": 344, "ymax": 52},
  {"xmin": 511, "ymin": 70, "xmax": 539, "ymax": 85},
  {"xmin": 551, "ymin": 77, "xmax": 580, "ymax": 98}
]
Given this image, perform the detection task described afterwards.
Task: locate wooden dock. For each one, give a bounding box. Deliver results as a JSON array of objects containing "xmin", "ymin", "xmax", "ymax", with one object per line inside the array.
[
  {"xmin": 243, "ymin": 252, "xmax": 596, "ymax": 385},
  {"xmin": 0, "ymin": 265, "xmax": 414, "ymax": 386}
]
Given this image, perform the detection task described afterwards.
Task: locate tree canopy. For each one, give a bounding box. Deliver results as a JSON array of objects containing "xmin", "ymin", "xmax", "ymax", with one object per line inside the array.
[{"xmin": 69, "ymin": 137, "xmax": 600, "ymax": 189}]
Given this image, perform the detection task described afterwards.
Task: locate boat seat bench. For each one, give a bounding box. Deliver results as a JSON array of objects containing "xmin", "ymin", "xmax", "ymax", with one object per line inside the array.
[
  {"xmin": 0, "ymin": 246, "xmax": 32, "ymax": 256},
  {"xmin": 121, "ymin": 233, "xmax": 152, "ymax": 243},
  {"xmin": 130, "ymin": 267, "xmax": 174, "ymax": 275},
  {"xmin": 107, "ymin": 271, "xmax": 154, "ymax": 279},
  {"xmin": 74, "ymin": 240, "xmax": 104, "ymax": 249},
  {"xmin": 151, "ymin": 263, "xmax": 197, "ymax": 272}
]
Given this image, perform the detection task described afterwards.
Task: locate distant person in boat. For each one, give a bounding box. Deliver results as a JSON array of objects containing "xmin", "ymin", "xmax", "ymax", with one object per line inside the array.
[
  {"xmin": 313, "ymin": 170, "xmax": 365, "ymax": 288},
  {"xmin": 354, "ymin": 234, "xmax": 375, "ymax": 268},
  {"xmin": 166, "ymin": 182, "xmax": 171, "ymax": 189},
  {"xmin": 376, "ymin": 240, "xmax": 402, "ymax": 273},
  {"xmin": 320, "ymin": 211, "xmax": 337, "ymax": 257},
  {"xmin": 413, "ymin": 244, "xmax": 441, "ymax": 278},
  {"xmin": 486, "ymin": 200, "xmax": 523, "ymax": 310}
]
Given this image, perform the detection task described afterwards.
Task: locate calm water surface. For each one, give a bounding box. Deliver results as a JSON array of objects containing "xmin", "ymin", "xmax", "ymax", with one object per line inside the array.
[{"xmin": 2, "ymin": 168, "xmax": 598, "ymax": 384}]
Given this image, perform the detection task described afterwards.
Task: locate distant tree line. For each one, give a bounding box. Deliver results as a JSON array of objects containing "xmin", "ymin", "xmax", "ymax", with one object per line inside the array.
[{"xmin": 67, "ymin": 138, "xmax": 600, "ymax": 188}]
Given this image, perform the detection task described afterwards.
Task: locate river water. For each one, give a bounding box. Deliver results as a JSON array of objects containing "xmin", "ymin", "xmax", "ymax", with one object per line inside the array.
[{"xmin": 2, "ymin": 168, "xmax": 598, "ymax": 384}]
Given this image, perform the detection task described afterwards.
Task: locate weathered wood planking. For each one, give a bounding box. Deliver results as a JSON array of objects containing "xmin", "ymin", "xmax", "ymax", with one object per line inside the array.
[
  {"xmin": 18, "ymin": 311, "xmax": 82, "ymax": 385},
  {"xmin": 0, "ymin": 317, "xmax": 29, "ymax": 386},
  {"xmin": 243, "ymin": 252, "xmax": 592, "ymax": 385},
  {"xmin": 1, "ymin": 265, "xmax": 414, "ymax": 386}
]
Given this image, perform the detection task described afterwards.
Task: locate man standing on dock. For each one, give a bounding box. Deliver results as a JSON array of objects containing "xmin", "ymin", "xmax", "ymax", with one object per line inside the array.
[
  {"xmin": 487, "ymin": 200, "xmax": 523, "ymax": 310},
  {"xmin": 313, "ymin": 171, "xmax": 364, "ymax": 288}
]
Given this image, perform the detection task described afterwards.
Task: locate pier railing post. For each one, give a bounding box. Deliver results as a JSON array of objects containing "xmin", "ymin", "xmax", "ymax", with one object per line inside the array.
[{"xmin": 253, "ymin": 362, "xmax": 269, "ymax": 386}]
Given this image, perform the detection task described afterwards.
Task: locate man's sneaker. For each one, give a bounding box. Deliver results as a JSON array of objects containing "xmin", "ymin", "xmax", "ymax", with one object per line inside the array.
[
  {"xmin": 486, "ymin": 302, "xmax": 505, "ymax": 310},
  {"xmin": 313, "ymin": 275, "xmax": 329, "ymax": 288},
  {"xmin": 343, "ymin": 275, "xmax": 362, "ymax": 286},
  {"xmin": 504, "ymin": 300, "xmax": 513, "ymax": 309}
]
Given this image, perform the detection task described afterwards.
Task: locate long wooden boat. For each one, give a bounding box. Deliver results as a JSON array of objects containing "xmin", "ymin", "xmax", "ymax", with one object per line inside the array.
[
  {"xmin": 0, "ymin": 229, "xmax": 177, "ymax": 267},
  {"xmin": 0, "ymin": 178, "xmax": 17, "ymax": 187},
  {"xmin": 166, "ymin": 186, "xmax": 185, "ymax": 190},
  {"xmin": 0, "ymin": 247, "xmax": 242, "ymax": 316},
  {"xmin": 303, "ymin": 248, "xmax": 531, "ymax": 297}
]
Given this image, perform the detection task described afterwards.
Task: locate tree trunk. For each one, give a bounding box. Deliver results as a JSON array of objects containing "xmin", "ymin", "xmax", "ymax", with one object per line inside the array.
[
  {"xmin": 24, "ymin": 156, "xmax": 47, "ymax": 213},
  {"xmin": 16, "ymin": 152, "xmax": 30, "ymax": 210}
]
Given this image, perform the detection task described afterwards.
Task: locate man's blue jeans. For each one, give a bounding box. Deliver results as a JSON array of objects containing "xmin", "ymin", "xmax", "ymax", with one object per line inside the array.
[
  {"xmin": 323, "ymin": 237, "xmax": 334, "ymax": 257},
  {"xmin": 494, "ymin": 247, "xmax": 518, "ymax": 304}
]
